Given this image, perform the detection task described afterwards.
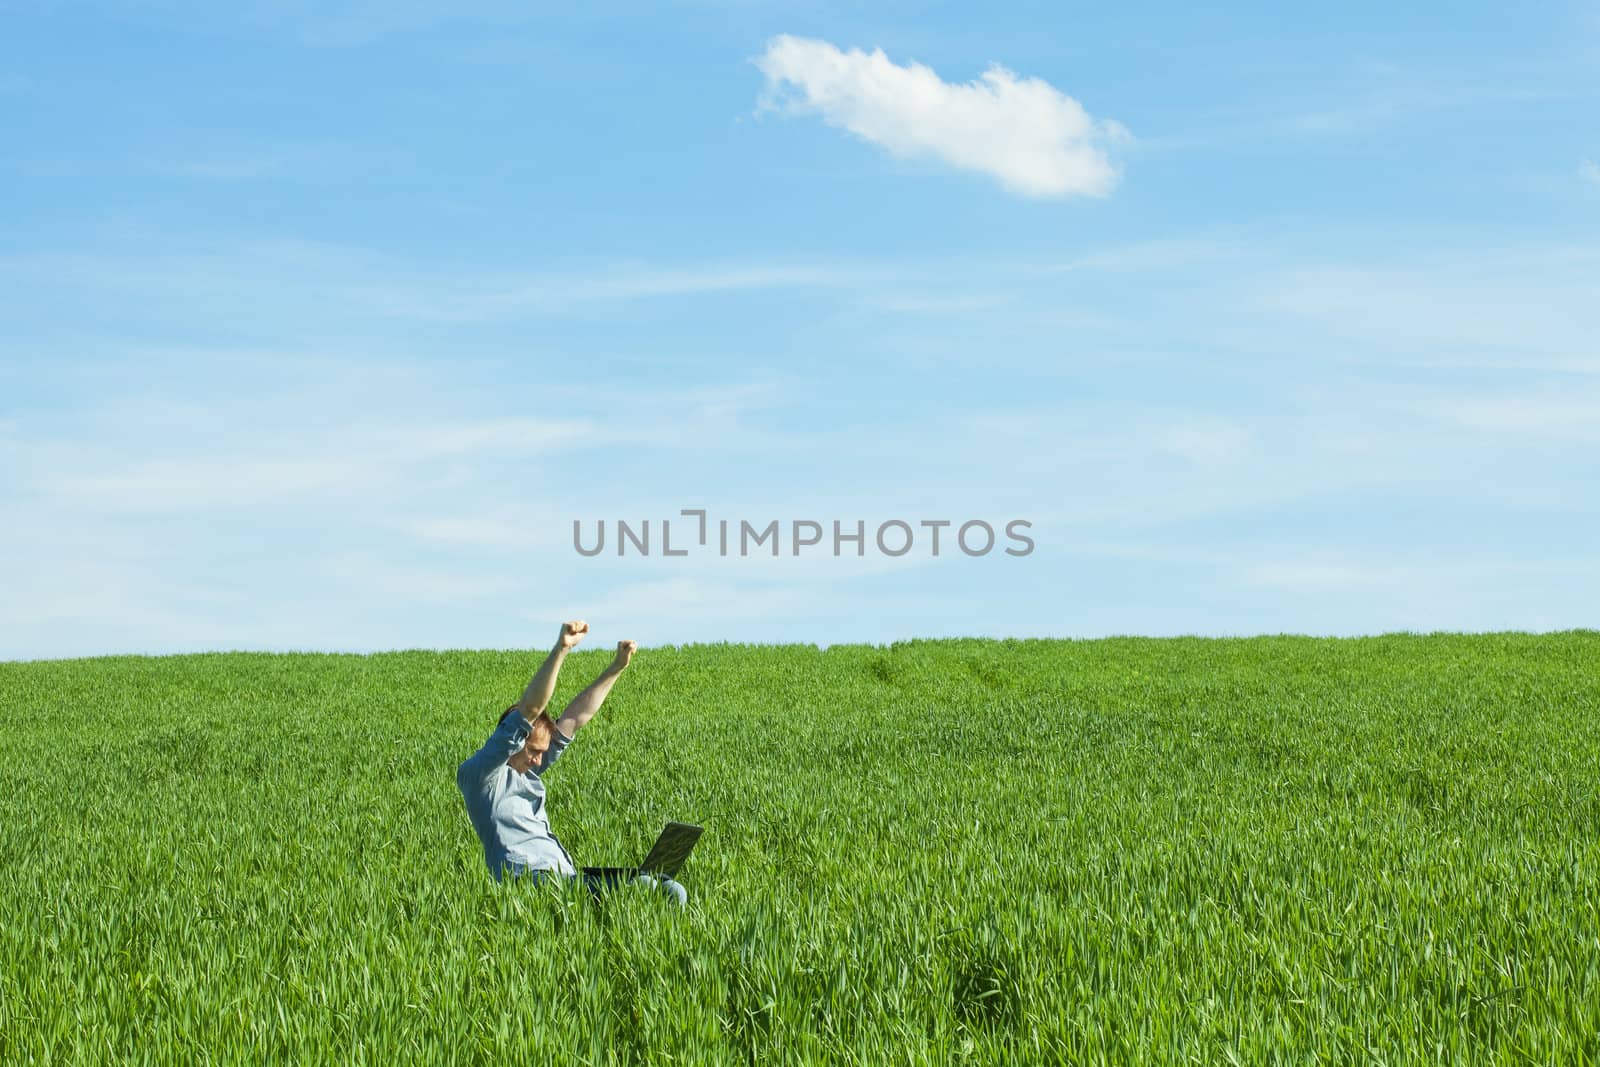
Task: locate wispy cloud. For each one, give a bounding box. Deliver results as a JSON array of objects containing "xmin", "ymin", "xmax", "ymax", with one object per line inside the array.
[
  {"xmin": 1425, "ymin": 389, "xmax": 1600, "ymax": 443},
  {"xmin": 1583, "ymin": 158, "xmax": 1600, "ymax": 186},
  {"xmin": 98, "ymin": 1, "xmax": 543, "ymax": 49},
  {"xmin": 0, "ymin": 242, "xmax": 889, "ymax": 328},
  {"xmin": 1265, "ymin": 83, "xmax": 1560, "ymax": 138},
  {"xmin": 39, "ymin": 416, "xmax": 595, "ymax": 511},
  {"xmin": 6, "ymin": 229, "xmax": 1598, "ymax": 657},
  {"xmin": 1244, "ymin": 562, "xmax": 1398, "ymax": 590},
  {"xmin": 1042, "ymin": 237, "xmax": 1253, "ymax": 274},
  {"xmin": 396, "ymin": 508, "xmax": 551, "ymax": 551},
  {"xmin": 329, "ymin": 550, "xmax": 507, "ymax": 604},
  {"xmin": 470, "ymin": 263, "xmax": 875, "ymax": 315},
  {"xmin": 1242, "ymin": 555, "xmax": 1600, "ymax": 594},
  {"xmin": 0, "ymin": 359, "xmax": 809, "ymax": 657},
  {"xmin": 1244, "ymin": 248, "xmax": 1600, "ymax": 370},
  {"xmin": 1151, "ymin": 419, "xmax": 1253, "ymax": 463},
  {"xmin": 54, "ymin": 456, "xmax": 375, "ymax": 507},
  {"xmin": 753, "ymin": 34, "xmax": 1129, "ymax": 198},
  {"xmin": 145, "ymin": 144, "xmax": 353, "ymax": 181},
  {"xmin": 860, "ymin": 291, "xmax": 1016, "ymax": 315}
]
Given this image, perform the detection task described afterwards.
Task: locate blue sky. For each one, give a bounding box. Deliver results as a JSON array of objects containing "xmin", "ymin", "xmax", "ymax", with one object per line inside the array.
[{"xmin": 3, "ymin": 1, "xmax": 1598, "ymax": 660}]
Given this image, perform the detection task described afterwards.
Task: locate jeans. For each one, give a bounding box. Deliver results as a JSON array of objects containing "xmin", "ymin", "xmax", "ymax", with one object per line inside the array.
[{"xmin": 506, "ymin": 864, "xmax": 688, "ymax": 906}]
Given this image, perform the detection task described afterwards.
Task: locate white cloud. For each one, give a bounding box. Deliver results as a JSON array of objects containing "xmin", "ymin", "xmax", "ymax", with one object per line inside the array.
[
  {"xmin": 754, "ymin": 34, "xmax": 1128, "ymax": 198},
  {"xmin": 1582, "ymin": 158, "xmax": 1600, "ymax": 186}
]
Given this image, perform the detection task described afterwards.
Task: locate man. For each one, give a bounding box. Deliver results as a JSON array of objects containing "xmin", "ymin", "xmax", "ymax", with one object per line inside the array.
[{"xmin": 455, "ymin": 620, "xmax": 687, "ymax": 904}]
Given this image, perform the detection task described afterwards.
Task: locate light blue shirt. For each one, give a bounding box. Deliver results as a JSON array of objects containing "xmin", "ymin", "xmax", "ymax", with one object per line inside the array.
[{"xmin": 457, "ymin": 712, "xmax": 576, "ymax": 880}]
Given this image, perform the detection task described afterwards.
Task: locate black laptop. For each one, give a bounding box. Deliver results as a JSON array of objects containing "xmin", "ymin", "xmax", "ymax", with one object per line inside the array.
[{"xmin": 583, "ymin": 821, "xmax": 703, "ymax": 882}]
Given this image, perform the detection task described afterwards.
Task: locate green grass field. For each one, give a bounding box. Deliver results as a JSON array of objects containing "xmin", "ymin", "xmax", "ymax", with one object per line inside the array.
[{"xmin": 2, "ymin": 633, "xmax": 1597, "ymax": 1065}]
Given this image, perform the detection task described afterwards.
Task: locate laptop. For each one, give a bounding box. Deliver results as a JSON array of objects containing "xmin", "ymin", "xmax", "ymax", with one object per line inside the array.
[{"xmin": 583, "ymin": 821, "xmax": 703, "ymax": 881}]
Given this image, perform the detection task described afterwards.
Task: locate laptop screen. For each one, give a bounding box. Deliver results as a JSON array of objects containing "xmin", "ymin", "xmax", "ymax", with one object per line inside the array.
[{"xmin": 638, "ymin": 821, "xmax": 703, "ymax": 878}]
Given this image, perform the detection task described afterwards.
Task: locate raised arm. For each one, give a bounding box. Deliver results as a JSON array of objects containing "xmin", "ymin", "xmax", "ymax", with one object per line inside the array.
[
  {"xmin": 553, "ymin": 640, "xmax": 636, "ymax": 738},
  {"xmin": 516, "ymin": 620, "xmax": 589, "ymax": 714},
  {"xmin": 458, "ymin": 621, "xmax": 591, "ymax": 791}
]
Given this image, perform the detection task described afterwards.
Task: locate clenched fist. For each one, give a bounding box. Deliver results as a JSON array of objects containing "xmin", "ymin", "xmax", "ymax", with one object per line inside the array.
[
  {"xmin": 612, "ymin": 639, "xmax": 638, "ymax": 670},
  {"xmin": 557, "ymin": 620, "xmax": 589, "ymax": 649}
]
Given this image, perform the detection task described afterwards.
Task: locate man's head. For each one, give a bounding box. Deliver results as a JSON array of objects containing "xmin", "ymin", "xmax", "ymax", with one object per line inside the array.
[{"xmin": 501, "ymin": 705, "xmax": 557, "ymax": 773}]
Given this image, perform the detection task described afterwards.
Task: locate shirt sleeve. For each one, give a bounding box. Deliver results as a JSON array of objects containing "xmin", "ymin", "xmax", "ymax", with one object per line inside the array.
[
  {"xmin": 532, "ymin": 725, "xmax": 573, "ymax": 776},
  {"xmin": 456, "ymin": 711, "xmax": 533, "ymax": 791}
]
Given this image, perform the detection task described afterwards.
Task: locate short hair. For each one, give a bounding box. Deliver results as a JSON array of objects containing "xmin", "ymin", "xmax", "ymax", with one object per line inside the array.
[{"xmin": 498, "ymin": 705, "xmax": 555, "ymax": 730}]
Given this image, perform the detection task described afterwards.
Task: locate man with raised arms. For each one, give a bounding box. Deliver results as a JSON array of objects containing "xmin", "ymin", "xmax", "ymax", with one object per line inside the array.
[{"xmin": 456, "ymin": 620, "xmax": 686, "ymax": 904}]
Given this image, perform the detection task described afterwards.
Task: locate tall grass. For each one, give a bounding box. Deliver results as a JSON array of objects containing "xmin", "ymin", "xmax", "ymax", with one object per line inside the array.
[{"xmin": 2, "ymin": 633, "xmax": 1597, "ymax": 1064}]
